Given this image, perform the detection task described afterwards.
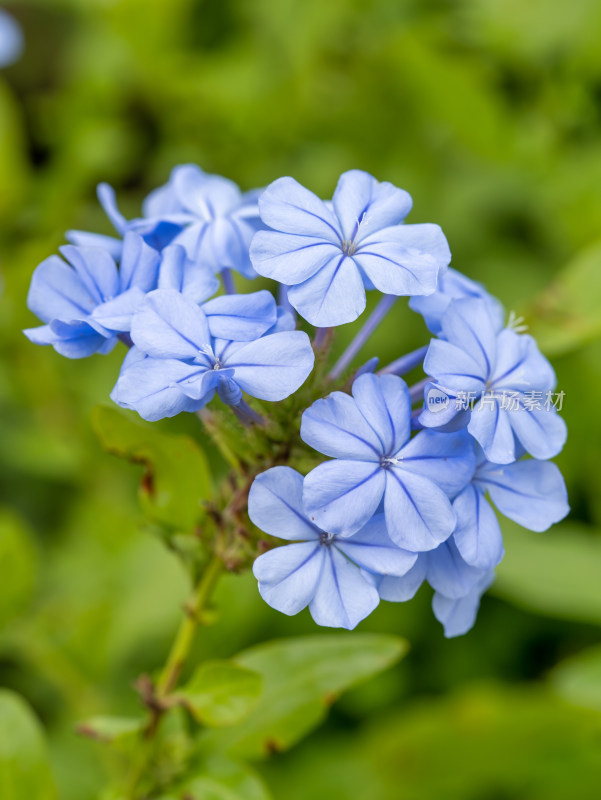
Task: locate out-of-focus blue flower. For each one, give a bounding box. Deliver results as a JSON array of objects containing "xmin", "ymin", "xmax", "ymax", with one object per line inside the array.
[
  {"xmin": 111, "ymin": 289, "xmax": 314, "ymax": 420},
  {"xmin": 0, "ymin": 9, "xmax": 23, "ymax": 68},
  {"xmin": 67, "ymin": 183, "xmax": 187, "ymax": 259},
  {"xmin": 453, "ymin": 450, "xmax": 569, "ymax": 569},
  {"xmin": 249, "ymin": 467, "xmax": 416, "ymax": 629},
  {"xmin": 301, "ymin": 373, "xmax": 476, "ymax": 550},
  {"xmin": 24, "ymin": 233, "xmax": 160, "ymax": 358},
  {"xmin": 421, "ymin": 297, "xmax": 567, "ymax": 463},
  {"xmin": 167, "ymin": 165, "xmax": 263, "ymax": 278},
  {"xmin": 409, "ymin": 267, "xmax": 504, "ymax": 335},
  {"xmin": 377, "ymin": 537, "xmax": 495, "ymax": 637},
  {"xmin": 250, "ymin": 170, "xmax": 451, "ymax": 326}
]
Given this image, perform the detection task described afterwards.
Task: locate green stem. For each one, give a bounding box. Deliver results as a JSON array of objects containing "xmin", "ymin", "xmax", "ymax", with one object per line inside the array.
[
  {"xmin": 125, "ymin": 556, "xmax": 223, "ymax": 798},
  {"xmin": 156, "ymin": 555, "xmax": 223, "ymax": 697}
]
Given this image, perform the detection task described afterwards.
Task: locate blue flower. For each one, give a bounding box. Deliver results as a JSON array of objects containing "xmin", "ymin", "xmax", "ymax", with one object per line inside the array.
[
  {"xmin": 0, "ymin": 9, "xmax": 23, "ymax": 68},
  {"xmin": 24, "ymin": 233, "xmax": 160, "ymax": 358},
  {"xmin": 300, "ymin": 373, "xmax": 476, "ymax": 550},
  {"xmin": 420, "ymin": 297, "xmax": 567, "ymax": 463},
  {"xmin": 67, "ymin": 183, "xmax": 186, "ymax": 259},
  {"xmin": 111, "ymin": 289, "xmax": 314, "ymax": 420},
  {"xmin": 249, "ymin": 467, "xmax": 416, "ymax": 629},
  {"xmin": 250, "ymin": 170, "xmax": 451, "ymax": 326},
  {"xmin": 167, "ymin": 165, "xmax": 263, "ymax": 278},
  {"xmin": 409, "ymin": 267, "xmax": 504, "ymax": 335},
  {"xmin": 453, "ymin": 449, "xmax": 569, "ymax": 569},
  {"xmin": 377, "ymin": 537, "xmax": 495, "ymax": 637}
]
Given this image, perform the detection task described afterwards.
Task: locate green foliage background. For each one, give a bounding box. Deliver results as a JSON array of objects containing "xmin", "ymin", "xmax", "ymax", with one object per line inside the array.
[{"xmin": 2, "ymin": 0, "xmax": 601, "ymax": 797}]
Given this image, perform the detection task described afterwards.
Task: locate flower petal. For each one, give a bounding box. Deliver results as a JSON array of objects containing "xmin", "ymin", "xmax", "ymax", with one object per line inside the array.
[
  {"xmin": 432, "ymin": 572, "xmax": 495, "ymax": 637},
  {"xmin": 439, "ymin": 297, "xmax": 501, "ymax": 378},
  {"xmin": 287, "ymin": 253, "xmax": 366, "ymax": 326},
  {"xmin": 59, "ymin": 245, "xmax": 120, "ymax": 304},
  {"xmin": 426, "ymin": 538, "xmax": 488, "ymax": 599},
  {"xmin": 384, "ymin": 469, "xmax": 456, "ymax": 551},
  {"xmin": 468, "ymin": 397, "xmax": 516, "ymax": 464},
  {"xmin": 351, "ymin": 373, "xmax": 411, "ymax": 456},
  {"xmin": 258, "ymin": 176, "xmax": 341, "ymax": 242},
  {"xmin": 301, "ymin": 390, "xmax": 385, "ymax": 460},
  {"xmin": 424, "ymin": 339, "xmax": 488, "ymax": 393},
  {"xmin": 376, "ymin": 556, "xmax": 428, "ymax": 602},
  {"xmin": 27, "ymin": 255, "xmax": 98, "ymax": 322},
  {"xmin": 332, "ymin": 170, "xmax": 413, "ymax": 243},
  {"xmin": 158, "ymin": 244, "xmax": 219, "ymax": 303},
  {"xmin": 303, "ymin": 460, "xmax": 386, "ymax": 536},
  {"xmin": 508, "ymin": 403, "xmax": 568, "ymax": 461},
  {"xmin": 453, "ymin": 484, "xmax": 504, "ymax": 570},
  {"xmin": 119, "ymin": 231, "xmax": 160, "ymax": 293},
  {"xmin": 248, "ymin": 467, "xmax": 320, "ymax": 541},
  {"xmin": 394, "ymin": 429, "xmax": 476, "ymax": 497},
  {"xmin": 335, "ymin": 514, "xmax": 417, "ymax": 576},
  {"xmin": 249, "ymin": 231, "xmax": 340, "ymax": 284},
  {"xmin": 477, "ymin": 459, "xmax": 569, "ymax": 532},
  {"xmin": 253, "ymin": 542, "xmax": 323, "ymax": 616},
  {"xmin": 130, "ymin": 289, "xmax": 211, "ymax": 360},
  {"xmin": 203, "ymin": 290, "xmax": 277, "ymax": 341},
  {"xmin": 309, "ymin": 548, "xmax": 380, "ymax": 629},
  {"xmin": 224, "ymin": 331, "xmax": 314, "ymax": 401}
]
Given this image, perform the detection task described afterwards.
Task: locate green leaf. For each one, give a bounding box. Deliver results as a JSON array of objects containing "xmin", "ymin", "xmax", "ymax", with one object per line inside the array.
[
  {"xmin": 0, "ymin": 690, "xmax": 57, "ymax": 800},
  {"xmin": 551, "ymin": 644, "xmax": 601, "ymax": 712},
  {"xmin": 206, "ymin": 634, "xmax": 407, "ymax": 759},
  {"xmin": 0, "ymin": 510, "xmax": 37, "ymax": 628},
  {"xmin": 493, "ymin": 521, "xmax": 601, "ymax": 625},
  {"xmin": 76, "ymin": 715, "xmax": 144, "ymax": 744},
  {"xmin": 525, "ymin": 240, "xmax": 601, "ymax": 356},
  {"xmin": 91, "ymin": 405, "xmax": 212, "ymax": 531},
  {"xmin": 176, "ymin": 660, "xmax": 262, "ymax": 727},
  {"xmin": 178, "ymin": 755, "xmax": 271, "ymax": 800}
]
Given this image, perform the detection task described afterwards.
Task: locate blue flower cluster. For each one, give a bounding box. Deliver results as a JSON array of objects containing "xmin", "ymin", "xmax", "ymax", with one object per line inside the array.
[{"xmin": 24, "ymin": 166, "xmax": 569, "ymax": 637}]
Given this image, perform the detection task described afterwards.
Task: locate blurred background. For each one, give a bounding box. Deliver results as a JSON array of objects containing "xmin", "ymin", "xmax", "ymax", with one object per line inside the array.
[{"xmin": 2, "ymin": 1, "xmax": 601, "ymax": 798}]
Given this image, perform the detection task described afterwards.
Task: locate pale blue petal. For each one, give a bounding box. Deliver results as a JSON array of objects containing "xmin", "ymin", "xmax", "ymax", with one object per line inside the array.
[
  {"xmin": 91, "ymin": 288, "xmax": 145, "ymax": 332},
  {"xmin": 424, "ymin": 339, "xmax": 488, "ymax": 393},
  {"xmin": 452, "ymin": 484, "xmax": 504, "ymax": 569},
  {"xmin": 254, "ymin": 542, "xmax": 323, "ymax": 616},
  {"xmin": 303, "ymin": 460, "xmax": 386, "ymax": 536},
  {"xmin": 394, "ymin": 429, "xmax": 476, "ymax": 497},
  {"xmin": 249, "ymin": 231, "xmax": 339, "ymax": 283},
  {"xmin": 426, "ymin": 538, "xmax": 488, "ymax": 599},
  {"xmin": 332, "ymin": 170, "xmax": 413, "ymax": 243},
  {"xmin": 130, "ymin": 289, "xmax": 211, "ymax": 360},
  {"xmin": 491, "ymin": 330, "xmax": 556, "ymax": 393},
  {"xmin": 203, "ymin": 290, "xmax": 277, "ymax": 341},
  {"xmin": 377, "ymin": 556, "xmax": 428, "ymax": 602},
  {"xmin": 477, "ymin": 459, "xmax": 569, "ymax": 532},
  {"xmin": 432, "ymin": 572, "xmax": 495, "ymax": 637},
  {"xmin": 119, "ymin": 231, "xmax": 160, "ymax": 293},
  {"xmin": 65, "ymin": 231, "xmax": 123, "ymax": 260},
  {"xmin": 440, "ymin": 297, "xmax": 502, "ymax": 377},
  {"xmin": 248, "ymin": 467, "xmax": 320, "ymax": 541},
  {"xmin": 301, "ymin": 391, "xmax": 384, "ymax": 460},
  {"xmin": 508, "ymin": 404, "xmax": 567, "ymax": 460},
  {"xmin": 224, "ymin": 331, "xmax": 314, "ymax": 401},
  {"xmin": 351, "ymin": 373, "xmax": 411, "ymax": 456},
  {"xmin": 111, "ymin": 357, "xmax": 208, "ymax": 420},
  {"xmin": 384, "ymin": 469, "xmax": 456, "ymax": 551},
  {"xmin": 258, "ymin": 176, "xmax": 341, "ymax": 242},
  {"xmin": 287, "ymin": 253, "xmax": 366, "ymax": 326},
  {"xmin": 468, "ymin": 397, "xmax": 516, "ymax": 464},
  {"xmin": 309, "ymin": 548, "xmax": 380, "ymax": 629},
  {"xmin": 27, "ymin": 255, "xmax": 98, "ymax": 322},
  {"xmin": 173, "ymin": 167, "xmax": 241, "ymax": 217},
  {"xmin": 97, "ymin": 183, "xmax": 127, "ymax": 234},
  {"xmin": 158, "ymin": 244, "xmax": 218, "ymax": 302},
  {"xmin": 0, "ymin": 10, "xmax": 23, "ymax": 67},
  {"xmin": 335, "ymin": 514, "xmax": 417, "ymax": 576}
]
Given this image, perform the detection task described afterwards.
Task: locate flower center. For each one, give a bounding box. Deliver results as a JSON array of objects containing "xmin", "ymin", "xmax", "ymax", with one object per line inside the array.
[
  {"xmin": 380, "ymin": 455, "xmax": 401, "ymax": 469},
  {"xmin": 319, "ymin": 531, "xmax": 335, "ymax": 546},
  {"xmin": 341, "ymin": 239, "xmax": 358, "ymax": 256}
]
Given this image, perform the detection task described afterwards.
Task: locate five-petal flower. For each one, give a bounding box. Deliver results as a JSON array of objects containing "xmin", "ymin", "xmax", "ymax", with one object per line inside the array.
[{"xmin": 250, "ymin": 169, "xmax": 451, "ymax": 326}]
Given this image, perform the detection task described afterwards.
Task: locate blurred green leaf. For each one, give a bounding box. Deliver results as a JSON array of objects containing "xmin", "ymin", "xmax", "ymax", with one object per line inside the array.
[
  {"xmin": 76, "ymin": 715, "xmax": 144, "ymax": 744},
  {"xmin": 206, "ymin": 634, "xmax": 407, "ymax": 759},
  {"xmin": 176, "ymin": 660, "xmax": 262, "ymax": 727},
  {"xmin": 91, "ymin": 405, "xmax": 212, "ymax": 531},
  {"xmin": 551, "ymin": 644, "xmax": 601, "ymax": 712},
  {"xmin": 526, "ymin": 240, "xmax": 601, "ymax": 355},
  {"xmin": 0, "ymin": 690, "xmax": 57, "ymax": 800},
  {"xmin": 0, "ymin": 510, "xmax": 37, "ymax": 628},
  {"xmin": 494, "ymin": 521, "xmax": 601, "ymax": 625},
  {"xmin": 178, "ymin": 755, "xmax": 271, "ymax": 800}
]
